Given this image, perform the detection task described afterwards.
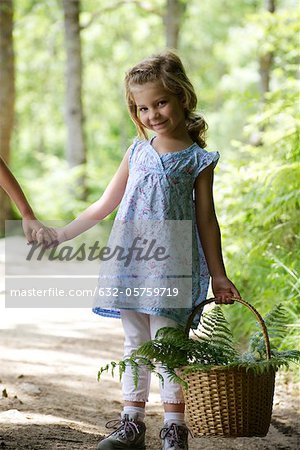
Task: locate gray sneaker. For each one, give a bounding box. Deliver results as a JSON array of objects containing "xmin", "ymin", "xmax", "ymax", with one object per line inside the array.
[
  {"xmin": 160, "ymin": 422, "xmax": 190, "ymax": 450},
  {"xmin": 96, "ymin": 412, "xmax": 146, "ymax": 450}
]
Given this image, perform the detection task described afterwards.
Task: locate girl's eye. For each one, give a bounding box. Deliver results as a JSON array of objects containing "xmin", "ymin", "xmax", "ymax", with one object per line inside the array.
[
  {"xmin": 158, "ymin": 100, "xmax": 166, "ymax": 107},
  {"xmin": 139, "ymin": 107, "xmax": 147, "ymax": 113}
]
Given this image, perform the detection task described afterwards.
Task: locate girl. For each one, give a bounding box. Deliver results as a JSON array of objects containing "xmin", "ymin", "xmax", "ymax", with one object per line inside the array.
[
  {"xmin": 45, "ymin": 51, "xmax": 240, "ymax": 450},
  {"xmin": 0, "ymin": 157, "xmax": 55, "ymax": 244}
]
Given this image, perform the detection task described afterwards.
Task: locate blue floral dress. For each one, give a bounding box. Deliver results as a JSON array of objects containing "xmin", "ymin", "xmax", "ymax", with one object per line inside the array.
[{"xmin": 93, "ymin": 138, "xmax": 219, "ymax": 327}]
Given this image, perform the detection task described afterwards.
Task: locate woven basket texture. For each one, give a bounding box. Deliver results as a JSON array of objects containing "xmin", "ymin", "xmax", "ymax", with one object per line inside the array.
[
  {"xmin": 179, "ymin": 366, "xmax": 275, "ymax": 437},
  {"xmin": 181, "ymin": 298, "xmax": 276, "ymax": 437}
]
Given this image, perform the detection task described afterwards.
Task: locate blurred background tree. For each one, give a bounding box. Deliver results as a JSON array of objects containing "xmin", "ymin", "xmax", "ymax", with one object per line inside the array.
[
  {"xmin": 0, "ymin": 0, "xmax": 299, "ymax": 350},
  {"xmin": 0, "ymin": 0, "xmax": 15, "ymax": 233},
  {"xmin": 62, "ymin": 0, "xmax": 87, "ymax": 197}
]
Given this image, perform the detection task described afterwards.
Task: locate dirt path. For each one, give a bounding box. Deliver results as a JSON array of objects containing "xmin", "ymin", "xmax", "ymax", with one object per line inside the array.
[{"xmin": 0, "ymin": 252, "xmax": 299, "ymax": 449}]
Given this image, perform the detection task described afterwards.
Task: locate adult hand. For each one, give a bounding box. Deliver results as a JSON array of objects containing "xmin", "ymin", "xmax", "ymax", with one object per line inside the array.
[
  {"xmin": 35, "ymin": 226, "xmax": 68, "ymax": 248},
  {"xmin": 22, "ymin": 218, "xmax": 57, "ymax": 247}
]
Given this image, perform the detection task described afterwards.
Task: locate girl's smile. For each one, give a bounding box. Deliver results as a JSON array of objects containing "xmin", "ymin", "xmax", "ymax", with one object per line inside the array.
[{"xmin": 132, "ymin": 81, "xmax": 187, "ymax": 138}]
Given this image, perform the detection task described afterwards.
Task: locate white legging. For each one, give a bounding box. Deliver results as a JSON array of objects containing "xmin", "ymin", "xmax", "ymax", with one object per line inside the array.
[{"xmin": 120, "ymin": 310, "xmax": 184, "ymax": 404}]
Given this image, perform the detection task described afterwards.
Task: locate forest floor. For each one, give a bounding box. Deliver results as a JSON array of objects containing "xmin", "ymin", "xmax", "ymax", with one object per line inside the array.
[
  {"xmin": 0, "ymin": 240, "xmax": 299, "ymax": 450},
  {"xmin": 0, "ymin": 306, "xmax": 299, "ymax": 450}
]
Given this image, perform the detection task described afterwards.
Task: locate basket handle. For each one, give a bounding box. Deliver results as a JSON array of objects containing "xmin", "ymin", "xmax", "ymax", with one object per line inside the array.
[{"xmin": 184, "ymin": 297, "xmax": 271, "ymax": 360}]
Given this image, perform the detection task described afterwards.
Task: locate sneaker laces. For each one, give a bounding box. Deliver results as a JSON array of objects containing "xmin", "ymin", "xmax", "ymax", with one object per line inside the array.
[
  {"xmin": 104, "ymin": 414, "xmax": 140, "ymax": 442},
  {"xmin": 160, "ymin": 423, "xmax": 193, "ymax": 448}
]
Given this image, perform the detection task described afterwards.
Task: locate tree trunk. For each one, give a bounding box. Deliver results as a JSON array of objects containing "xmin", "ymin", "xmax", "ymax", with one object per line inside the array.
[
  {"xmin": 62, "ymin": 0, "xmax": 86, "ymax": 195},
  {"xmin": 265, "ymin": 0, "xmax": 275, "ymax": 13},
  {"xmin": 250, "ymin": 0, "xmax": 276, "ymax": 146},
  {"xmin": 164, "ymin": 0, "xmax": 186, "ymax": 49},
  {"xmin": 259, "ymin": 0, "xmax": 276, "ymax": 96},
  {"xmin": 0, "ymin": 0, "xmax": 15, "ymax": 235}
]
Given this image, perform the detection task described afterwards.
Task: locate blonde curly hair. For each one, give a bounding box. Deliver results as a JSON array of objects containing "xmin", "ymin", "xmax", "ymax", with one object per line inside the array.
[{"xmin": 125, "ymin": 51, "xmax": 208, "ymax": 148}]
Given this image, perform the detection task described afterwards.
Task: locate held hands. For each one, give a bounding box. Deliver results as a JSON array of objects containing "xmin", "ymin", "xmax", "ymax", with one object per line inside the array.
[
  {"xmin": 23, "ymin": 216, "xmax": 68, "ymax": 248},
  {"xmin": 22, "ymin": 218, "xmax": 57, "ymax": 247},
  {"xmin": 212, "ymin": 275, "xmax": 241, "ymax": 305},
  {"xmin": 34, "ymin": 227, "xmax": 68, "ymax": 248}
]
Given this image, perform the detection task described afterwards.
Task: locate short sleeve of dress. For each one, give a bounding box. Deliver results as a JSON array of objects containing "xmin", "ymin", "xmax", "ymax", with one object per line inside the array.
[
  {"xmin": 128, "ymin": 138, "xmax": 140, "ymax": 169},
  {"xmin": 194, "ymin": 148, "xmax": 220, "ymax": 178}
]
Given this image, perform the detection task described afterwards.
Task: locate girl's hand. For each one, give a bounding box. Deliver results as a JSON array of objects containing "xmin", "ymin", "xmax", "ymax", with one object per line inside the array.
[{"xmin": 212, "ymin": 275, "xmax": 241, "ymax": 304}]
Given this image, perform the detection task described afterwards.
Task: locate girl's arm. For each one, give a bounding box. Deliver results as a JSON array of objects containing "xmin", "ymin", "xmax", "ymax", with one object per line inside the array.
[
  {"xmin": 0, "ymin": 157, "xmax": 56, "ymax": 244},
  {"xmin": 44, "ymin": 147, "xmax": 131, "ymax": 244},
  {"xmin": 194, "ymin": 163, "xmax": 240, "ymax": 303}
]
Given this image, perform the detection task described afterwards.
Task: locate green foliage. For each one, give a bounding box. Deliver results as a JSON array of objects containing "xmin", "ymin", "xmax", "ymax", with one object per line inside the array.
[
  {"xmin": 6, "ymin": 0, "xmax": 299, "ymax": 359},
  {"xmin": 248, "ymin": 304, "xmax": 288, "ymax": 357},
  {"xmin": 213, "ymin": 7, "xmax": 300, "ymax": 351},
  {"xmin": 98, "ymin": 305, "xmax": 300, "ymax": 388}
]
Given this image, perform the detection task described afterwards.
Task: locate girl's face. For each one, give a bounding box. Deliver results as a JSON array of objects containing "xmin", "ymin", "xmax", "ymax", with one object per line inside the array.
[{"xmin": 131, "ymin": 81, "xmax": 186, "ymax": 138}]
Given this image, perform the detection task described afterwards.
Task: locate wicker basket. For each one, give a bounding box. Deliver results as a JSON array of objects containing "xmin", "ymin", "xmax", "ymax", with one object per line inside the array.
[{"xmin": 178, "ymin": 298, "xmax": 276, "ymax": 437}]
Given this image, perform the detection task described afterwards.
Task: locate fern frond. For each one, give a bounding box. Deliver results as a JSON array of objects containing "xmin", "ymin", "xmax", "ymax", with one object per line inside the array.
[
  {"xmin": 249, "ymin": 303, "xmax": 291, "ymax": 357},
  {"xmin": 200, "ymin": 306, "xmax": 235, "ymax": 347},
  {"xmin": 97, "ymin": 363, "xmax": 109, "ymax": 381},
  {"xmin": 118, "ymin": 360, "xmax": 126, "ymax": 382},
  {"xmin": 97, "ymin": 303, "xmax": 300, "ymax": 388},
  {"xmin": 271, "ymin": 349, "xmax": 300, "ymax": 362}
]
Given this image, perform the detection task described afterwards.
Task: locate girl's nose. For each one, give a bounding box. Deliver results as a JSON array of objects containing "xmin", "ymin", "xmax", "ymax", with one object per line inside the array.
[{"xmin": 149, "ymin": 109, "xmax": 159, "ymax": 120}]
